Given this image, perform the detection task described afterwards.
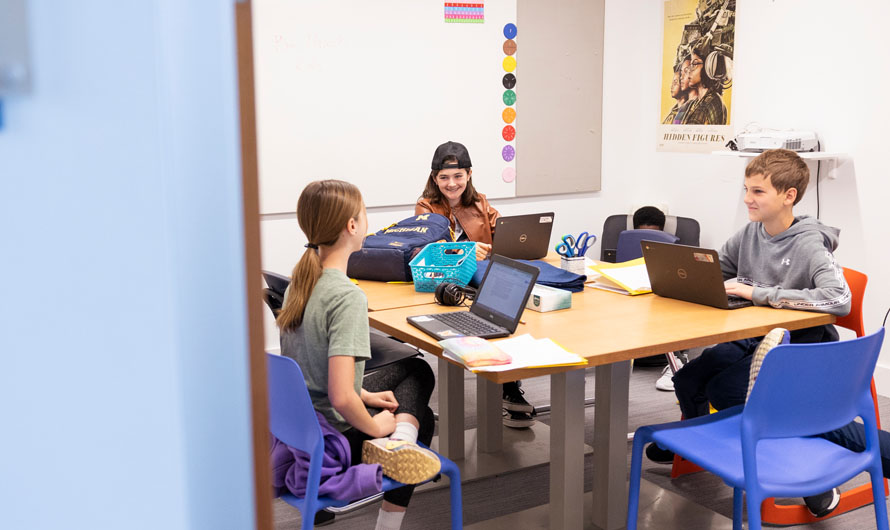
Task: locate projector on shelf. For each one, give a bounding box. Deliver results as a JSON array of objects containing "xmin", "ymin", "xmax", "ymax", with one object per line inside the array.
[{"xmin": 734, "ymin": 131, "xmax": 819, "ymax": 152}]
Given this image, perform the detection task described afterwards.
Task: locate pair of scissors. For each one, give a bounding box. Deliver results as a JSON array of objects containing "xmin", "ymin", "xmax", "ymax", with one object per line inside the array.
[
  {"xmin": 573, "ymin": 232, "xmax": 596, "ymax": 257},
  {"xmin": 555, "ymin": 234, "xmax": 578, "ymax": 257}
]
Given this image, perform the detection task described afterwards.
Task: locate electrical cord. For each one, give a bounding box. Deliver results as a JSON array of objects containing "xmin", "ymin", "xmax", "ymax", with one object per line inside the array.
[
  {"xmin": 883, "ymin": 306, "xmax": 890, "ymax": 328},
  {"xmin": 815, "ymin": 140, "xmax": 822, "ymax": 220}
]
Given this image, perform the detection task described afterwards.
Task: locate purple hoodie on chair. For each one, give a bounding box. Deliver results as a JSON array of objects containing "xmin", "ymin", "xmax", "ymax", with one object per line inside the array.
[{"xmin": 270, "ymin": 411, "xmax": 383, "ymax": 501}]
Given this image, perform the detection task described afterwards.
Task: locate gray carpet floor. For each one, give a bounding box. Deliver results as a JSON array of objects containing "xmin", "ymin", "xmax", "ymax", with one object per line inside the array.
[{"xmin": 274, "ymin": 352, "xmax": 890, "ymax": 529}]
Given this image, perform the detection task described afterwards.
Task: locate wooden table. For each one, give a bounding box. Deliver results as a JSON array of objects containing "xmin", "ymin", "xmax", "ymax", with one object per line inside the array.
[
  {"xmin": 369, "ymin": 287, "xmax": 835, "ymax": 529},
  {"xmin": 357, "ymin": 279, "xmax": 436, "ymax": 311}
]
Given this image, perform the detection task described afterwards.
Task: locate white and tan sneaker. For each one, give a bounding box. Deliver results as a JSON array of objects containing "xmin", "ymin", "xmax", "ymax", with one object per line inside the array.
[{"xmin": 361, "ymin": 438, "xmax": 441, "ymax": 484}]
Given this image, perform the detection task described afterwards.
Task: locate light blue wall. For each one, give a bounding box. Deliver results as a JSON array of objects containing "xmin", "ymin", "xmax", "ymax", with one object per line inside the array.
[{"xmin": 0, "ymin": 2, "xmax": 255, "ymax": 529}]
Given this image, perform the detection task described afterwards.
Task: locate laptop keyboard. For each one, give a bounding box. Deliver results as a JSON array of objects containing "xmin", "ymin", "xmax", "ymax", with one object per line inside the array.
[
  {"xmin": 435, "ymin": 311, "xmax": 504, "ymax": 336},
  {"xmin": 727, "ymin": 295, "xmax": 754, "ymax": 309}
]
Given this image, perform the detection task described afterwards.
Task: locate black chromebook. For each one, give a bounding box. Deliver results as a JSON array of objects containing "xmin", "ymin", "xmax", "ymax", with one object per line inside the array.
[
  {"xmin": 407, "ymin": 254, "xmax": 539, "ymax": 340},
  {"xmin": 491, "ymin": 212, "xmax": 555, "ymax": 260},
  {"xmin": 641, "ymin": 240, "xmax": 753, "ymax": 310}
]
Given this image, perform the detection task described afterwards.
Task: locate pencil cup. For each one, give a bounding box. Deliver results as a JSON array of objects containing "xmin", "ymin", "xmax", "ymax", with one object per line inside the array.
[{"xmin": 560, "ymin": 256, "xmax": 585, "ymax": 275}]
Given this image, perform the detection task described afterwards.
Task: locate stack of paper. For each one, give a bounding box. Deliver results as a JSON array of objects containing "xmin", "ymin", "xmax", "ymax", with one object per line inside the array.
[
  {"xmin": 433, "ymin": 336, "xmax": 511, "ymax": 368},
  {"xmin": 440, "ymin": 334, "xmax": 587, "ymax": 373},
  {"xmin": 588, "ymin": 257, "xmax": 652, "ymax": 295}
]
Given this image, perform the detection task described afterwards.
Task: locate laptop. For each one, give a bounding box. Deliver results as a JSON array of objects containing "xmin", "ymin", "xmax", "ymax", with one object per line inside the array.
[
  {"xmin": 640, "ymin": 240, "xmax": 754, "ymax": 310},
  {"xmin": 407, "ymin": 254, "xmax": 540, "ymax": 340},
  {"xmin": 491, "ymin": 212, "xmax": 555, "ymax": 260}
]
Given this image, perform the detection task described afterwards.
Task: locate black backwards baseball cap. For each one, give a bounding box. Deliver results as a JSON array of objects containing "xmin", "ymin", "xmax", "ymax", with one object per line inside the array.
[{"xmin": 431, "ymin": 141, "xmax": 472, "ymax": 170}]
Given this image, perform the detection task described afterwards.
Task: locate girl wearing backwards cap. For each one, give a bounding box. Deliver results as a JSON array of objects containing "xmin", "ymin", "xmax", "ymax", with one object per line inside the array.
[
  {"xmin": 415, "ymin": 142, "xmax": 537, "ymax": 429},
  {"xmin": 415, "ymin": 141, "xmax": 499, "ymax": 261}
]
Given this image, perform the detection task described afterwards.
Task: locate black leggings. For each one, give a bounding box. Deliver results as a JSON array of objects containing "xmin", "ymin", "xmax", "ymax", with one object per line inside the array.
[{"xmin": 342, "ymin": 356, "xmax": 436, "ymax": 507}]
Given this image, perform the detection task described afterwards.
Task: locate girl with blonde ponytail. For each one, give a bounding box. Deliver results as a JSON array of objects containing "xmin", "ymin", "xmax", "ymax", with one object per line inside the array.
[{"xmin": 278, "ymin": 180, "xmax": 439, "ymax": 529}]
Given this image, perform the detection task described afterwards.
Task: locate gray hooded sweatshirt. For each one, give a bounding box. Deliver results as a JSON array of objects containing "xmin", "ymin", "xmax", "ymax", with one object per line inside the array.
[{"xmin": 719, "ymin": 216, "xmax": 851, "ymax": 316}]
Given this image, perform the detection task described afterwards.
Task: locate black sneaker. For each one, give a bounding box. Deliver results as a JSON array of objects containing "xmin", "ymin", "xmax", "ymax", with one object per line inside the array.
[
  {"xmin": 503, "ymin": 381, "xmax": 535, "ymax": 413},
  {"xmin": 804, "ymin": 487, "xmax": 841, "ymax": 518},
  {"xmin": 313, "ymin": 509, "xmax": 335, "ymax": 526},
  {"xmin": 645, "ymin": 443, "xmax": 675, "ymax": 464},
  {"xmin": 503, "ymin": 408, "xmax": 536, "ymax": 428}
]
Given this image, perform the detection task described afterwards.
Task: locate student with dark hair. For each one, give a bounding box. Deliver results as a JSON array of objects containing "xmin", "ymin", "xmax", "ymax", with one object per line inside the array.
[
  {"xmin": 633, "ymin": 206, "xmax": 666, "ymax": 231},
  {"xmin": 415, "ymin": 141, "xmax": 535, "ymax": 429}
]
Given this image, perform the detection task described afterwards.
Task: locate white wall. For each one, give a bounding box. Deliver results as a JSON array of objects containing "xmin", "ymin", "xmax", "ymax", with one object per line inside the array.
[
  {"xmin": 1, "ymin": 2, "xmax": 255, "ymax": 529},
  {"xmin": 260, "ymin": 0, "xmax": 890, "ymax": 391}
]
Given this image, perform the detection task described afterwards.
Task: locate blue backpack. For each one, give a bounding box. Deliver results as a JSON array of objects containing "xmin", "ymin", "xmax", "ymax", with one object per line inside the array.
[{"xmin": 347, "ymin": 213, "xmax": 453, "ymax": 282}]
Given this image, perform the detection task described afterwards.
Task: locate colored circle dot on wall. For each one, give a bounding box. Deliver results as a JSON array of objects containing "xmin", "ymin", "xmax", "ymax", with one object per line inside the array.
[
  {"xmin": 502, "ymin": 56, "xmax": 516, "ymax": 72},
  {"xmin": 503, "ymin": 39, "xmax": 517, "ymax": 56},
  {"xmin": 502, "ymin": 125, "xmax": 516, "ymax": 141},
  {"xmin": 502, "ymin": 73, "xmax": 516, "ymax": 89},
  {"xmin": 503, "ymin": 89, "xmax": 516, "ymax": 106},
  {"xmin": 502, "ymin": 145, "xmax": 516, "ymax": 162},
  {"xmin": 502, "ymin": 107, "xmax": 516, "ymax": 124},
  {"xmin": 502, "ymin": 167, "xmax": 516, "ymax": 183},
  {"xmin": 504, "ymin": 23, "xmax": 517, "ymax": 39}
]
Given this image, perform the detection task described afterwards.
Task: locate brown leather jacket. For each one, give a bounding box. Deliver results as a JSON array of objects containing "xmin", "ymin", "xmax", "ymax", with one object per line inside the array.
[{"xmin": 414, "ymin": 194, "xmax": 500, "ymax": 245}]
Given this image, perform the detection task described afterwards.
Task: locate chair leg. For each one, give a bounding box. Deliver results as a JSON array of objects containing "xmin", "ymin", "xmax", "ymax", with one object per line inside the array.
[
  {"xmin": 626, "ymin": 431, "xmax": 647, "ymax": 530},
  {"xmin": 440, "ymin": 459, "xmax": 463, "ymax": 530},
  {"xmin": 300, "ymin": 507, "xmax": 316, "ymax": 530},
  {"xmin": 745, "ymin": 493, "xmax": 762, "ymax": 530},
  {"xmin": 665, "ymin": 351, "xmax": 683, "ymax": 373},
  {"xmin": 871, "ymin": 466, "xmax": 890, "ymax": 530},
  {"xmin": 732, "ymin": 488, "xmax": 743, "ymax": 530}
]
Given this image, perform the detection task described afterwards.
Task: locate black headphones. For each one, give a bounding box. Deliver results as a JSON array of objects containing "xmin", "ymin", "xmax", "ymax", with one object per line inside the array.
[{"xmin": 434, "ymin": 282, "xmax": 477, "ymax": 307}]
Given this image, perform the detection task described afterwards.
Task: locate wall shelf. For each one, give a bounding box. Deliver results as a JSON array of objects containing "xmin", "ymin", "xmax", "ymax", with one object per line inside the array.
[
  {"xmin": 712, "ymin": 150, "xmax": 847, "ymax": 178},
  {"xmin": 712, "ymin": 150, "xmax": 845, "ymax": 160}
]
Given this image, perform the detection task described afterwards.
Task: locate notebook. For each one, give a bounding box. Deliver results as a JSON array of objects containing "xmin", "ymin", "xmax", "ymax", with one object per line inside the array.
[
  {"xmin": 491, "ymin": 212, "xmax": 554, "ymax": 260},
  {"xmin": 640, "ymin": 240, "xmax": 754, "ymax": 310},
  {"xmin": 407, "ymin": 254, "xmax": 540, "ymax": 340},
  {"xmin": 588, "ymin": 257, "xmax": 652, "ymax": 295}
]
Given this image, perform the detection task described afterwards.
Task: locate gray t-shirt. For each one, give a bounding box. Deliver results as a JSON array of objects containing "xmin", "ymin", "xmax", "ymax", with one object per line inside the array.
[{"xmin": 280, "ymin": 268, "xmax": 371, "ymax": 431}]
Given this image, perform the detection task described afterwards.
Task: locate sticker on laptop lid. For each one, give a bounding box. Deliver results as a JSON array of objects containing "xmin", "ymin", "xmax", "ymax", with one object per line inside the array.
[
  {"xmin": 539, "ymin": 216, "xmax": 553, "ymax": 223},
  {"xmin": 693, "ymin": 252, "xmax": 714, "ymax": 263},
  {"xmin": 438, "ymin": 329, "xmax": 464, "ymax": 338},
  {"xmin": 412, "ymin": 315, "xmax": 434, "ymax": 322}
]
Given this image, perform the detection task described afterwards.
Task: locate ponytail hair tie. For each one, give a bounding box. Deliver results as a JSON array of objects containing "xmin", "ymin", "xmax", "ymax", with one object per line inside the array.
[{"xmin": 305, "ymin": 243, "xmax": 319, "ymax": 250}]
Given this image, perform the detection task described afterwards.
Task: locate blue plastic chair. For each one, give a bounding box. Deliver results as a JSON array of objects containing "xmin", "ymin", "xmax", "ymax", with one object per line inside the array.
[
  {"xmin": 267, "ymin": 354, "xmax": 463, "ymax": 530},
  {"xmin": 628, "ymin": 329, "xmax": 888, "ymax": 530},
  {"xmin": 615, "ymin": 229, "xmax": 679, "ymax": 262}
]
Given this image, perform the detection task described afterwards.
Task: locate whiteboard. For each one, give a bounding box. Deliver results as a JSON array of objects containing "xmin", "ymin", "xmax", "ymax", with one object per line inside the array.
[{"xmin": 253, "ymin": 0, "xmax": 518, "ymax": 213}]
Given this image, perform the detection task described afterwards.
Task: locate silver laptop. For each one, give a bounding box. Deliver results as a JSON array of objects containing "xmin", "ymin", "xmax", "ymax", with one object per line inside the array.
[
  {"xmin": 641, "ymin": 240, "xmax": 753, "ymax": 310},
  {"xmin": 407, "ymin": 254, "xmax": 540, "ymax": 340},
  {"xmin": 491, "ymin": 212, "xmax": 555, "ymax": 260}
]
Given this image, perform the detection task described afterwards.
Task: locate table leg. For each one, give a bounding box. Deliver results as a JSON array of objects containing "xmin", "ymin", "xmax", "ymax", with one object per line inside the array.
[
  {"xmin": 476, "ymin": 377, "xmax": 503, "ymax": 453},
  {"xmin": 550, "ymin": 369, "xmax": 585, "ymax": 530},
  {"xmin": 437, "ymin": 358, "xmax": 465, "ymax": 460},
  {"xmin": 591, "ymin": 360, "xmax": 631, "ymax": 530}
]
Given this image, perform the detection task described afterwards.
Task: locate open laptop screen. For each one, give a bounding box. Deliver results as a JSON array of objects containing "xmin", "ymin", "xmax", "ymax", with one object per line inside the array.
[{"xmin": 472, "ymin": 258, "xmax": 536, "ymax": 325}]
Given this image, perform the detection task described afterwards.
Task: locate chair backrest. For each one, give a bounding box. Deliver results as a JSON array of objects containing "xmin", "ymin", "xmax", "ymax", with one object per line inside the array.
[
  {"xmin": 836, "ymin": 267, "xmax": 867, "ymax": 337},
  {"xmin": 601, "ymin": 213, "xmax": 700, "ymax": 262},
  {"xmin": 615, "ymin": 229, "xmax": 680, "ymax": 262},
  {"xmin": 263, "ymin": 270, "xmax": 291, "ymax": 298},
  {"xmin": 267, "ymin": 353, "xmax": 324, "ymax": 461},
  {"xmin": 743, "ymin": 328, "xmax": 885, "ymax": 440}
]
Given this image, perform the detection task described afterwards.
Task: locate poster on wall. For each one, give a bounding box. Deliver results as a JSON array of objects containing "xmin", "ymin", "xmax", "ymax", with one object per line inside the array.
[{"xmin": 657, "ymin": 0, "xmax": 735, "ymax": 153}]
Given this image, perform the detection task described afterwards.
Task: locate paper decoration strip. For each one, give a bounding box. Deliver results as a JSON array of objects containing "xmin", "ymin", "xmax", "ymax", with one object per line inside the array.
[{"xmin": 444, "ymin": 3, "xmax": 484, "ymax": 24}]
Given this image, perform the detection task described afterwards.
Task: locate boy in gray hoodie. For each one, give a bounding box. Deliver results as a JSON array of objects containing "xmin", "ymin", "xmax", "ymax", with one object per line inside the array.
[
  {"xmin": 673, "ymin": 148, "xmax": 851, "ymax": 420},
  {"xmin": 648, "ymin": 149, "xmax": 856, "ymax": 516}
]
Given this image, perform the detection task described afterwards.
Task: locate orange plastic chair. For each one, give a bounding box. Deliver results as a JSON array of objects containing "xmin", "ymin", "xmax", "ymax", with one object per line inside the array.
[{"xmin": 671, "ymin": 267, "xmax": 888, "ymax": 523}]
